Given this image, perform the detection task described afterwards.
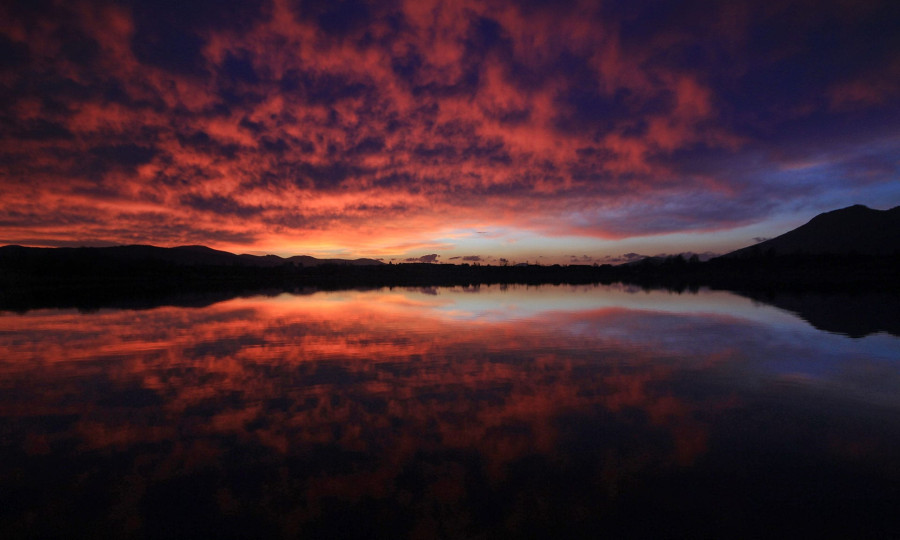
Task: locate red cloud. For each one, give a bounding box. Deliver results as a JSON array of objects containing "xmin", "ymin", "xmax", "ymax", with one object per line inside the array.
[{"xmin": 1, "ymin": 0, "xmax": 898, "ymax": 255}]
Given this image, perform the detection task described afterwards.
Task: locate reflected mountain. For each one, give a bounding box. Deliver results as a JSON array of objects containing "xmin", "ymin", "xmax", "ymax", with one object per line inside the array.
[
  {"xmin": 2, "ymin": 286, "xmax": 898, "ymax": 538},
  {"xmin": 737, "ymin": 291, "xmax": 900, "ymax": 338},
  {"xmin": 0, "ymin": 280, "xmax": 303, "ymax": 313},
  {"xmin": 1, "ymin": 277, "xmax": 897, "ymax": 339}
]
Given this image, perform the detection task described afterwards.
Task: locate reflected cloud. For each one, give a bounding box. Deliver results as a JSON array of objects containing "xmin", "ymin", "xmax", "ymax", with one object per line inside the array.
[{"xmin": 1, "ymin": 286, "xmax": 899, "ymax": 537}]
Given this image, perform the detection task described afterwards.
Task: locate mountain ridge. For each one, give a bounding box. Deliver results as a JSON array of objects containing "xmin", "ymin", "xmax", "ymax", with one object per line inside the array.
[
  {"xmin": 0, "ymin": 244, "xmax": 384, "ymax": 268},
  {"xmin": 723, "ymin": 204, "xmax": 900, "ymax": 258}
]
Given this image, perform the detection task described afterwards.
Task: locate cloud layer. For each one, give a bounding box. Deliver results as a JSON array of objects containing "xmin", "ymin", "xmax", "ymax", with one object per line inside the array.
[{"xmin": 2, "ymin": 0, "xmax": 899, "ymax": 257}]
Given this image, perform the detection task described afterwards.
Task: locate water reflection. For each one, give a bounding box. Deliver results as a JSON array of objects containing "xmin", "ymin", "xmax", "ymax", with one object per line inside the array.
[
  {"xmin": 1, "ymin": 284, "xmax": 898, "ymax": 538},
  {"xmin": 736, "ymin": 291, "xmax": 900, "ymax": 338}
]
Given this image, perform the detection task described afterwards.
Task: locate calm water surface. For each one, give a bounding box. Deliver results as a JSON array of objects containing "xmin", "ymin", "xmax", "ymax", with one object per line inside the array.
[{"xmin": 1, "ymin": 284, "xmax": 898, "ymax": 538}]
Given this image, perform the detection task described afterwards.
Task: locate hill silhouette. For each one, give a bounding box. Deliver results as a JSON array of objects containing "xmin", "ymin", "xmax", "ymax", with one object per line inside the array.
[
  {"xmin": 0, "ymin": 244, "xmax": 383, "ymax": 269},
  {"xmin": 725, "ymin": 205, "xmax": 900, "ymax": 258},
  {"xmin": 1, "ymin": 205, "xmax": 898, "ymax": 312}
]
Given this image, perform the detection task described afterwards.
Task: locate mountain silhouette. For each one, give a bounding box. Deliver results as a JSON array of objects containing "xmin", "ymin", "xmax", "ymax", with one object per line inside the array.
[
  {"xmin": 0, "ymin": 244, "xmax": 384, "ymax": 268},
  {"xmin": 725, "ymin": 205, "xmax": 900, "ymax": 258},
  {"xmin": 287, "ymin": 255, "xmax": 384, "ymax": 267},
  {"xmin": 2, "ymin": 205, "xmax": 898, "ymax": 306}
]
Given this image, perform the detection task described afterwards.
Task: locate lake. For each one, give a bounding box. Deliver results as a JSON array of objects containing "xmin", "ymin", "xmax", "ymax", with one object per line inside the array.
[{"xmin": 1, "ymin": 284, "xmax": 898, "ymax": 538}]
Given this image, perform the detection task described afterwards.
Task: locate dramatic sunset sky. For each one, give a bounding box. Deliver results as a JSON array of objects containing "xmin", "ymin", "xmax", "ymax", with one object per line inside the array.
[{"xmin": 2, "ymin": 0, "xmax": 899, "ymax": 264}]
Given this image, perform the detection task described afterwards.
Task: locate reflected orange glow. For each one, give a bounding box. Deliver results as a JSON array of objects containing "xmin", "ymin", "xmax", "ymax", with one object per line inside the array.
[
  {"xmin": 1, "ymin": 287, "xmax": 898, "ymax": 537},
  {"xmin": 0, "ymin": 290, "xmax": 721, "ymax": 524}
]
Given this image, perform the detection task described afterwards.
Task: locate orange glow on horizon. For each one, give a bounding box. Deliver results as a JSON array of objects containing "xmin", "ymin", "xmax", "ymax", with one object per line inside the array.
[{"xmin": 2, "ymin": 0, "xmax": 898, "ymax": 263}]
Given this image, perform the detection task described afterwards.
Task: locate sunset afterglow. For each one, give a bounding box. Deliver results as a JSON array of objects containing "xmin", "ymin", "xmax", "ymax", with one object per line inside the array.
[{"xmin": 2, "ymin": 0, "xmax": 898, "ymax": 262}]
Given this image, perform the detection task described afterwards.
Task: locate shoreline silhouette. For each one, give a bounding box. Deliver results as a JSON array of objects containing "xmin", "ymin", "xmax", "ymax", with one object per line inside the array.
[{"xmin": 1, "ymin": 205, "xmax": 898, "ymax": 321}]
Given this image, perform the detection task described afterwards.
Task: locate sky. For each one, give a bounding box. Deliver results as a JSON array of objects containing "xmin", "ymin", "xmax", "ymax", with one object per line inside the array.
[{"xmin": 1, "ymin": 0, "xmax": 899, "ymax": 264}]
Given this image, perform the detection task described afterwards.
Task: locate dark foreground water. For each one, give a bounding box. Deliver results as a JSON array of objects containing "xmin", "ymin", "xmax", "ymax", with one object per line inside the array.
[{"xmin": 1, "ymin": 284, "xmax": 898, "ymax": 539}]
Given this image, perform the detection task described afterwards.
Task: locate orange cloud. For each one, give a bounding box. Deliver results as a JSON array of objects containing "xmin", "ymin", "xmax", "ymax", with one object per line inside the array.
[{"xmin": 1, "ymin": 0, "xmax": 898, "ymax": 257}]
